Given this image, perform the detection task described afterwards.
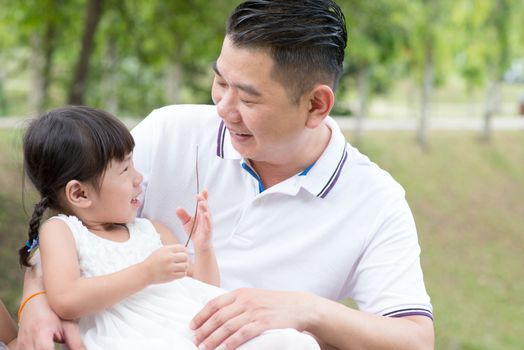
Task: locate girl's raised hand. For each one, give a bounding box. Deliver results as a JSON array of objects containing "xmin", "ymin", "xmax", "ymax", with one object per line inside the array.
[
  {"xmin": 143, "ymin": 245, "xmax": 188, "ymax": 284},
  {"xmin": 176, "ymin": 189, "xmax": 213, "ymax": 252}
]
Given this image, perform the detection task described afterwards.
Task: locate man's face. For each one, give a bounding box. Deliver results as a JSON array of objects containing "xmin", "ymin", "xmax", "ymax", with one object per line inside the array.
[{"xmin": 211, "ymin": 36, "xmax": 310, "ymax": 165}]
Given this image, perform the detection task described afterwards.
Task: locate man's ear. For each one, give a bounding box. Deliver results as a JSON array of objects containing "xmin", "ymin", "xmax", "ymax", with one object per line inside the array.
[
  {"xmin": 305, "ymin": 84, "xmax": 334, "ymax": 129},
  {"xmin": 64, "ymin": 180, "xmax": 92, "ymax": 209}
]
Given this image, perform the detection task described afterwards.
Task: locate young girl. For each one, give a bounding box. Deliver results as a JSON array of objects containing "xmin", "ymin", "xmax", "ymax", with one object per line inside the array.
[
  {"xmin": 0, "ymin": 300, "xmax": 17, "ymax": 349},
  {"xmin": 18, "ymin": 106, "xmax": 319, "ymax": 350}
]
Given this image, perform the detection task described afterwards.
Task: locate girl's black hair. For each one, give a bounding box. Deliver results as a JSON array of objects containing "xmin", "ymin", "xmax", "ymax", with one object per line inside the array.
[{"xmin": 19, "ymin": 106, "xmax": 135, "ymax": 267}]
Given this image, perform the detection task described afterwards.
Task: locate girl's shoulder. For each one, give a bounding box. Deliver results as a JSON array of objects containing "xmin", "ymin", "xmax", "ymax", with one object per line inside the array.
[
  {"xmin": 127, "ymin": 217, "xmax": 164, "ymax": 246},
  {"xmin": 42, "ymin": 214, "xmax": 85, "ymax": 240},
  {"xmin": 128, "ymin": 217, "xmax": 157, "ymax": 236}
]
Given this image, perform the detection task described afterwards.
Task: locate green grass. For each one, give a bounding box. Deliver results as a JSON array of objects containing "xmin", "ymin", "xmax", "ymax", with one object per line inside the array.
[
  {"xmin": 1, "ymin": 127, "xmax": 523, "ymax": 349},
  {"xmin": 349, "ymin": 130, "xmax": 524, "ymax": 350},
  {"xmin": 0, "ymin": 128, "xmax": 27, "ymax": 317}
]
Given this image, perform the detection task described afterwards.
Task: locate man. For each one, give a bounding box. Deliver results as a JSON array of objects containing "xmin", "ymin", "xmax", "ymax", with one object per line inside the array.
[{"xmin": 18, "ymin": 1, "xmax": 433, "ymax": 349}]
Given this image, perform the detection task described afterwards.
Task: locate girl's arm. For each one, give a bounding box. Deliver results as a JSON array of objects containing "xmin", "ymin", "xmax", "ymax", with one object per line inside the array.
[
  {"xmin": 171, "ymin": 190, "xmax": 220, "ymax": 287},
  {"xmin": 189, "ymin": 197, "xmax": 219, "ymax": 286},
  {"xmin": 154, "ymin": 214, "xmax": 219, "ymax": 286},
  {"xmin": 39, "ymin": 219, "xmax": 189, "ymax": 321},
  {"xmin": 0, "ymin": 300, "xmax": 17, "ymax": 347}
]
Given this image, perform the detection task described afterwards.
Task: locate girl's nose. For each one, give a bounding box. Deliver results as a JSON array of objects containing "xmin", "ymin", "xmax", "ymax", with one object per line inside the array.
[{"xmin": 133, "ymin": 170, "xmax": 144, "ymax": 186}]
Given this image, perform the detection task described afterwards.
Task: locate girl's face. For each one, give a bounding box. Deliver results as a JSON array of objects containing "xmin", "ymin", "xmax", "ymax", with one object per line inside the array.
[{"xmin": 89, "ymin": 153, "xmax": 143, "ymax": 225}]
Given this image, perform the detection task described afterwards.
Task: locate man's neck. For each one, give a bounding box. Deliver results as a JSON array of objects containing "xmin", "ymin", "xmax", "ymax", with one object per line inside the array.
[{"xmin": 250, "ymin": 124, "xmax": 331, "ymax": 189}]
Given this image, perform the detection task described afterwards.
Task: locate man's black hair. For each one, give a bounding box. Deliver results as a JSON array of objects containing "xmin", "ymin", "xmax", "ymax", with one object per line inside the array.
[{"xmin": 227, "ymin": 0, "xmax": 347, "ymax": 102}]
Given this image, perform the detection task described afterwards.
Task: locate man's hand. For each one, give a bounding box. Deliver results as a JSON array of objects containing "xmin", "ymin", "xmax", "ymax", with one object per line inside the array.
[
  {"xmin": 17, "ymin": 296, "xmax": 85, "ymax": 350},
  {"xmin": 190, "ymin": 288, "xmax": 312, "ymax": 350}
]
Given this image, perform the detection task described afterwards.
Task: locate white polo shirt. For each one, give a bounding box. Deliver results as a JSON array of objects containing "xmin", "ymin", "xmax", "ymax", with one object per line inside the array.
[{"xmin": 131, "ymin": 104, "xmax": 432, "ymax": 320}]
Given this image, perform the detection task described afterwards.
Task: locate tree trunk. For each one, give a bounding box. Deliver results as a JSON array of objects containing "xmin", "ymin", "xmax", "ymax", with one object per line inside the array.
[
  {"xmin": 40, "ymin": 17, "xmax": 57, "ymax": 113},
  {"xmin": 353, "ymin": 66, "xmax": 370, "ymax": 146},
  {"xmin": 164, "ymin": 62, "xmax": 183, "ymax": 104},
  {"xmin": 481, "ymin": 77, "xmax": 499, "ymax": 143},
  {"xmin": 417, "ymin": 39, "xmax": 433, "ymax": 151},
  {"xmin": 27, "ymin": 0, "xmax": 58, "ymax": 115},
  {"xmin": 68, "ymin": 0, "xmax": 103, "ymax": 105},
  {"xmin": 29, "ymin": 34, "xmax": 45, "ymax": 115},
  {"xmin": 0, "ymin": 67, "xmax": 7, "ymax": 115},
  {"xmin": 164, "ymin": 40, "xmax": 185, "ymax": 104},
  {"xmin": 102, "ymin": 38, "xmax": 118, "ymax": 114}
]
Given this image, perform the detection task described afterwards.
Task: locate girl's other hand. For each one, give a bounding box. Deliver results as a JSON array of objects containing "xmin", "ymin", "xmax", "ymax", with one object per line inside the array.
[{"xmin": 143, "ymin": 245, "xmax": 188, "ymax": 284}]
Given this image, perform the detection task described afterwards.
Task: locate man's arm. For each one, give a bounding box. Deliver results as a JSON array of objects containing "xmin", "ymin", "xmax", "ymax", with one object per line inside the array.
[
  {"xmin": 0, "ymin": 299, "xmax": 17, "ymax": 347},
  {"xmin": 191, "ymin": 196, "xmax": 434, "ymax": 349},
  {"xmin": 190, "ymin": 289, "xmax": 434, "ymax": 350},
  {"xmin": 17, "ymin": 265, "xmax": 84, "ymax": 350},
  {"xmin": 306, "ymin": 294, "xmax": 433, "ymax": 349}
]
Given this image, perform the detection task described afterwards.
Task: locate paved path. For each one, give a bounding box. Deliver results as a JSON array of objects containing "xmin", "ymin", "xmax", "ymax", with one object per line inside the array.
[
  {"xmin": 332, "ymin": 116, "xmax": 524, "ymax": 131},
  {"xmin": 1, "ymin": 116, "xmax": 523, "ymax": 131}
]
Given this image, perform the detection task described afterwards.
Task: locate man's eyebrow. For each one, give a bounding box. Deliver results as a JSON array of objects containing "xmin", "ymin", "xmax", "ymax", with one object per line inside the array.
[
  {"xmin": 212, "ymin": 61, "xmax": 221, "ymax": 76},
  {"xmin": 212, "ymin": 61, "xmax": 262, "ymax": 97},
  {"xmin": 236, "ymin": 83, "xmax": 262, "ymax": 97}
]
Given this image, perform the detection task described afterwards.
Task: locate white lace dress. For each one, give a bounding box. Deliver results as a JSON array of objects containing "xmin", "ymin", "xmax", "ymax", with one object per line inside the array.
[{"xmin": 53, "ymin": 215, "xmax": 319, "ymax": 350}]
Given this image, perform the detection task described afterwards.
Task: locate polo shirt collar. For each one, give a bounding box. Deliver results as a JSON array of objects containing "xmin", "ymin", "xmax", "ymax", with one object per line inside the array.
[
  {"xmin": 299, "ymin": 117, "xmax": 348, "ymax": 198},
  {"xmin": 215, "ymin": 117, "xmax": 348, "ymax": 198}
]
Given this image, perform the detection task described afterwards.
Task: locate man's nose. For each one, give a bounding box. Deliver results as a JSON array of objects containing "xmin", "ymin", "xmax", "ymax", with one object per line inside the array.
[{"xmin": 216, "ymin": 89, "xmax": 241, "ymax": 123}]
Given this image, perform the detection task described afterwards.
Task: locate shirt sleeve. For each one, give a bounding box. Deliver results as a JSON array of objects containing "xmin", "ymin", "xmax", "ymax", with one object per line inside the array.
[{"xmin": 349, "ymin": 194, "xmax": 433, "ymax": 320}]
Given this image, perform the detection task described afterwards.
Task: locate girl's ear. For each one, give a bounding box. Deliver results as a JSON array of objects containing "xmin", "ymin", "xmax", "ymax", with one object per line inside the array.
[
  {"xmin": 64, "ymin": 180, "xmax": 92, "ymax": 209},
  {"xmin": 305, "ymin": 84, "xmax": 335, "ymax": 129}
]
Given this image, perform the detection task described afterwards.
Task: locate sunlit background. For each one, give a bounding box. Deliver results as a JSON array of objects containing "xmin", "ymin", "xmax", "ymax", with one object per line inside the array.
[{"xmin": 0, "ymin": 1, "xmax": 523, "ymax": 349}]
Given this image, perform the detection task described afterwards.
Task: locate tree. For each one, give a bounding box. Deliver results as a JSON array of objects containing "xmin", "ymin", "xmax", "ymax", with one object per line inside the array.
[
  {"xmin": 338, "ymin": 0, "xmax": 410, "ymax": 145},
  {"xmin": 402, "ymin": 0, "xmax": 456, "ymax": 150},
  {"xmin": 68, "ymin": 0, "xmax": 104, "ymax": 105},
  {"xmin": 455, "ymin": 0, "xmax": 522, "ymax": 142},
  {"xmin": 0, "ymin": 0, "xmax": 70, "ymax": 115},
  {"xmin": 480, "ymin": 0, "xmax": 511, "ymax": 143}
]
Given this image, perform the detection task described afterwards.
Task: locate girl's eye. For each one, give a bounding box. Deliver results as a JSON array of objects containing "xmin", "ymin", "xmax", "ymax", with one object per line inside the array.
[{"xmin": 123, "ymin": 167, "xmax": 129, "ymax": 172}]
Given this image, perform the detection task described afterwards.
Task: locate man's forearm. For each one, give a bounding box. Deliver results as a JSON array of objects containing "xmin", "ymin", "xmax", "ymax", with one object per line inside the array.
[
  {"xmin": 305, "ymin": 294, "xmax": 434, "ymax": 350},
  {"xmin": 0, "ymin": 301, "xmax": 17, "ymax": 346},
  {"xmin": 23, "ymin": 264, "xmax": 45, "ymax": 299}
]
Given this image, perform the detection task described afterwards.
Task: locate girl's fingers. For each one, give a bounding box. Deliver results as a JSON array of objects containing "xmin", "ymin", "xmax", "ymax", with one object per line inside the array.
[{"xmin": 175, "ymin": 207, "xmax": 192, "ymax": 225}]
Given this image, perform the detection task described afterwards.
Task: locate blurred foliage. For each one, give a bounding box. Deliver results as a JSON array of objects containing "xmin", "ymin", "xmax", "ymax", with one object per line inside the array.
[{"xmin": 0, "ymin": 0, "xmax": 522, "ymax": 118}]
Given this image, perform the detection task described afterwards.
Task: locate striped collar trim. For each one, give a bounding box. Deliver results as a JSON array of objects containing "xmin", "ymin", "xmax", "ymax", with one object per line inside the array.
[
  {"xmin": 299, "ymin": 117, "xmax": 350, "ymax": 199},
  {"xmin": 316, "ymin": 145, "xmax": 348, "ymax": 198},
  {"xmin": 215, "ymin": 117, "xmax": 349, "ymax": 199},
  {"xmin": 216, "ymin": 120, "xmax": 227, "ymax": 158}
]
